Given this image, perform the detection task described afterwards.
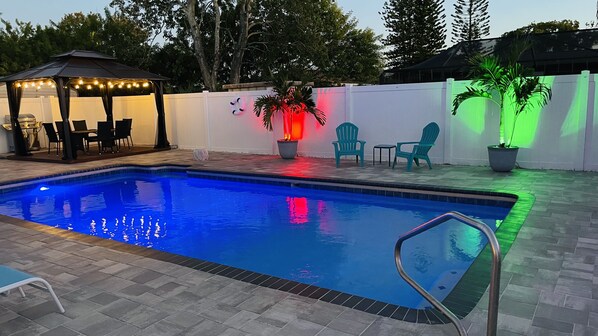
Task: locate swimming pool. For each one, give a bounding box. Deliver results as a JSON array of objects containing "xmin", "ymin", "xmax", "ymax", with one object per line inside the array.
[{"xmin": 0, "ymin": 167, "xmax": 512, "ymax": 311}]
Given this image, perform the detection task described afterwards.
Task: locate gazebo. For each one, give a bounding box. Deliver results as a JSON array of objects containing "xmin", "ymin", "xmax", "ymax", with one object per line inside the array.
[{"xmin": 0, "ymin": 50, "xmax": 170, "ymax": 160}]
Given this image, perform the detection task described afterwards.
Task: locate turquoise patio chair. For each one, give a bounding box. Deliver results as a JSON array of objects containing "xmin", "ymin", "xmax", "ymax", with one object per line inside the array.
[
  {"xmin": 392, "ymin": 122, "xmax": 440, "ymax": 171},
  {"xmin": 332, "ymin": 122, "xmax": 366, "ymax": 167},
  {"xmin": 0, "ymin": 265, "xmax": 65, "ymax": 313}
]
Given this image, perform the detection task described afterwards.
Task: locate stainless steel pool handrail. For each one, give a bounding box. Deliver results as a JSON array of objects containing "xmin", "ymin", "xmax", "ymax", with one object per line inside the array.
[{"xmin": 394, "ymin": 211, "xmax": 501, "ymax": 336}]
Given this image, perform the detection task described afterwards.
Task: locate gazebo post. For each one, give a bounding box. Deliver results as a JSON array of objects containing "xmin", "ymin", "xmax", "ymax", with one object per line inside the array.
[
  {"xmin": 153, "ymin": 81, "xmax": 170, "ymax": 149},
  {"xmin": 55, "ymin": 77, "xmax": 75, "ymax": 160},
  {"xmin": 5, "ymin": 81, "xmax": 30, "ymax": 156}
]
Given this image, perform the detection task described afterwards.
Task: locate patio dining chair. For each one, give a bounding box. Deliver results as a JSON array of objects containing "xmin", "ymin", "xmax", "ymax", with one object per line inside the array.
[
  {"xmin": 0, "ymin": 265, "xmax": 65, "ymax": 313},
  {"xmin": 42, "ymin": 123, "xmax": 61, "ymax": 155},
  {"xmin": 332, "ymin": 122, "xmax": 366, "ymax": 167},
  {"xmin": 72, "ymin": 120, "xmax": 92, "ymax": 151},
  {"xmin": 123, "ymin": 118, "xmax": 133, "ymax": 147},
  {"xmin": 87, "ymin": 121, "xmax": 117, "ymax": 154},
  {"xmin": 392, "ymin": 122, "xmax": 440, "ymax": 171},
  {"xmin": 114, "ymin": 120, "xmax": 131, "ymax": 150}
]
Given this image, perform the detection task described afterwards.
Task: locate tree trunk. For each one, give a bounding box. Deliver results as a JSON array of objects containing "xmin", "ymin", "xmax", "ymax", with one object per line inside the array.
[
  {"xmin": 185, "ymin": 0, "xmax": 220, "ymax": 92},
  {"xmin": 229, "ymin": 0, "xmax": 253, "ymax": 84}
]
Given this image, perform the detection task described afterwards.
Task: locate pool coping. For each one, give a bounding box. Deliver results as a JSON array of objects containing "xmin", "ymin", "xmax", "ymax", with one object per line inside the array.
[{"xmin": 0, "ymin": 164, "xmax": 534, "ymax": 325}]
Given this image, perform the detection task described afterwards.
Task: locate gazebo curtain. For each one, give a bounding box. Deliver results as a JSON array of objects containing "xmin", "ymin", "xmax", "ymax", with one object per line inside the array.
[
  {"xmin": 101, "ymin": 84, "xmax": 114, "ymax": 125},
  {"xmin": 5, "ymin": 81, "xmax": 29, "ymax": 156},
  {"xmin": 153, "ymin": 81, "xmax": 170, "ymax": 149},
  {"xmin": 55, "ymin": 77, "xmax": 75, "ymax": 160}
]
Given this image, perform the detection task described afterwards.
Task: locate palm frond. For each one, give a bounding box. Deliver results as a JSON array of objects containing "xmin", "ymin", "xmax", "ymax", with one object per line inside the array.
[
  {"xmin": 452, "ymin": 87, "xmax": 493, "ymax": 115},
  {"xmin": 253, "ymin": 78, "xmax": 326, "ymax": 132}
]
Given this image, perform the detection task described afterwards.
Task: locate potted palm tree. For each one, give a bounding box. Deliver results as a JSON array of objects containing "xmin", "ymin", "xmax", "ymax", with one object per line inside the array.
[
  {"xmin": 253, "ymin": 78, "xmax": 326, "ymax": 159},
  {"xmin": 452, "ymin": 53, "xmax": 552, "ymax": 172}
]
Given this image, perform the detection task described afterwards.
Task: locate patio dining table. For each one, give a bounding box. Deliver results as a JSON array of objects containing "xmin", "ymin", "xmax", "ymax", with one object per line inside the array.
[{"xmin": 71, "ymin": 129, "xmax": 97, "ymax": 153}]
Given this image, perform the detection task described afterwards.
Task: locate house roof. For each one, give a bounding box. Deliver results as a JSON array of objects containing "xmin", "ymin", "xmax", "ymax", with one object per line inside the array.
[
  {"xmin": 381, "ymin": 28, "xmax": 598, "ymax": 84},
  {"xmin": 0, "ymin": 50, "xmax": 168, "ymax": 83}
]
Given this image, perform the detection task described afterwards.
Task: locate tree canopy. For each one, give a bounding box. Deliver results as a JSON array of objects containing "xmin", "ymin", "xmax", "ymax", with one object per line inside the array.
[
  {"xmin": 0, "ymin": 11, "xmax": 151, "ymax": 78},
  {"xmin": 1, "ymin": 1, "xmax": 382, "ymax": 91},
  {"xmin": 246, "ymin": 0, "xmax": 382, "ymax": 85},
  {"xmin": 110, "ymin": 0, "xmax": 381, "ymax": 90},
  {"xmin": 381, "ymin": 0, "xmax": 446, "ymax": 69},
  {"xmin": 502, "ymin": 20, "xmax": 580, "ymax": 37},
  {"xmin": 451, "ymin": 0, "xmax": 490, "ymax": 44}
]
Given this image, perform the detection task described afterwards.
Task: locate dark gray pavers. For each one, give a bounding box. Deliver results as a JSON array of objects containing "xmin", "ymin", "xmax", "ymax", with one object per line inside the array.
[
  {"xmin": 0, "ymin": 150, "xmax": 598, "ymax": 335},
  {"xmin": 40, "ymin": 326, "xmax": 81, "ymax": 336}
]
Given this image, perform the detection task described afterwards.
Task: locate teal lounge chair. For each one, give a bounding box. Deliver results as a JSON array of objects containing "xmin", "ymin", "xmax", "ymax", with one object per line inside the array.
[
  {"xmin": 0, "ymin": 265, "xmax": 65, "ymax": 313},
  {"xmin": 392, "ymin": 122, "xmax": 440, "ymax": 171},
  {"xmin": 332, "ymin": 122, "xmax": 366, "ymax": 167}
]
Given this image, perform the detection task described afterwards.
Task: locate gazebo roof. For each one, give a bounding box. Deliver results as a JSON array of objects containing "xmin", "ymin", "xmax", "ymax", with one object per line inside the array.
[{"xmin": 0, "ymin": 50, "xmax": 168, "ymax": 83}]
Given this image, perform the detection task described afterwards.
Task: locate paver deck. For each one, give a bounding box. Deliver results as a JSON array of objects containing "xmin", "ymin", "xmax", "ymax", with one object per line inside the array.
[{"xmin": 0, "ymin": 150, "xmax": 597, "ymax": 336}]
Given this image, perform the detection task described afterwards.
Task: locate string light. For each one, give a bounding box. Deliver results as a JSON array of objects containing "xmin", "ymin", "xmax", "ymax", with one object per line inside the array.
[{"xmin": 15, "ymin": 78, "xmax": 153, "ymax": 91}]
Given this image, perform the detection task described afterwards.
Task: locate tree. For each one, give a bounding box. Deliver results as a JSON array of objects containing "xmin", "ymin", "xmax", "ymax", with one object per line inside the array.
[
  {"xmin": 451, "ymin": 0, "xmax": 490, "ymax": 44},
  {"xmin": 586, "ymin": 0, "xmax": 598, "ymax": 27},
  {"xmin": 110, "ymin": 0, "xmax": 256, "ymax": 92},
  {"xmin": 502, "ymin": 20, "xmax": 579, "ymax": 37},
  {"xmin": 381, "ymin": 0, "xmax": 446, "ymax": 69},
  {"xmin": 0, "ymin": 12, "xmax": 154, "ymax": 90},
  {"xmin": 247, "ymin": 0, "xmax": 382, "ymax": 85}
]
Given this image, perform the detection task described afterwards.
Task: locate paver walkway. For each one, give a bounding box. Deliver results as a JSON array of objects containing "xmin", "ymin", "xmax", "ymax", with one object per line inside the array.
[{"xmin": 0, "ymin": 150, "xmax": 597, "ymax": 336}]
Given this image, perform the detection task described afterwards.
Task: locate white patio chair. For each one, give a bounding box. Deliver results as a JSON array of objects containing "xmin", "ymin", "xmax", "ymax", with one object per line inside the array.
[{"xmin": 0, "ymin": 265, "xmax": 65, "ymax": 313}]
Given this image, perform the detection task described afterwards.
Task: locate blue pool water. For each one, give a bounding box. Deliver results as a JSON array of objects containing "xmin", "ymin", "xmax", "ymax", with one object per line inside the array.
[{"xmin": 0, "ymin": 170, "xmax": 511, "ymax": 308}]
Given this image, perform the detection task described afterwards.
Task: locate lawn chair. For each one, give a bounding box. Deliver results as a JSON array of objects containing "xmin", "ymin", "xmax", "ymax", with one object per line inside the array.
[
  {"xmin": 0, "ymin": 265, "xmax": 65, "ymax": 313},
  {"xmin": 393, "ymin": 122, "xmax": 440, "ymax": 171},
  {"xmin": 332, "ymin": 122, "xmax": 366, "ymax": 167}
]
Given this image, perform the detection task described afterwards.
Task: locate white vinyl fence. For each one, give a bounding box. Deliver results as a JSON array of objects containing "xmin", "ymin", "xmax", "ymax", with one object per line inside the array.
[{"xmin": 1, "ymin": 70, "xmax": 597, "ymax": 171}]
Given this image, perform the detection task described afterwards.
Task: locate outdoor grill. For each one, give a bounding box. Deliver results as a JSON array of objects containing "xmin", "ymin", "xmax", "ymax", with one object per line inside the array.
[{"xmin": 2, "ymin": 114, "xmax": 42, "ymax": 151}]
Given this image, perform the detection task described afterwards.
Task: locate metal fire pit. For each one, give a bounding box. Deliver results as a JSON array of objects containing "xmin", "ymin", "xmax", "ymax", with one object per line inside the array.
[{"xmin": 2, "ymin": 114, "xmax": 42, "ymax": 152}]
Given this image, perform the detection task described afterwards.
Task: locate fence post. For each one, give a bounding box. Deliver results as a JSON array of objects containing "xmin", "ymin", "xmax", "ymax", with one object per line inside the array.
[
  {"xmin": 582, "ymin": 70, "xmax": 594, "ymax": 171},
  {"xmin": 444, "ymin": 78, "xmax": 454, "ymax": 165},
  {"xmin": 203, "ymin": 90, "xmax": 211, "ymax": 150},
  {"xmin": 345, "ymin": 84, "xmax": 354, "ymax": 122}
]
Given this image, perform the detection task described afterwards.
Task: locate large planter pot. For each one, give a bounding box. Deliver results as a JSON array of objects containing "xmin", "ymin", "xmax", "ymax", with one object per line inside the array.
[
  {"xmin": 487, "ymin": 145, "xmax": 519, "ymax": 172},
  {"xmin": 277, "ymin": 140, "xmax": 298, "ymax": 159}
]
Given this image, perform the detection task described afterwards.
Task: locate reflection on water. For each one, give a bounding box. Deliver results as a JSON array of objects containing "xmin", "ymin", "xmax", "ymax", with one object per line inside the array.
[
  {"xmin": 0, "ymin": 172, "xmax": 511, "ymax": 308},
  {"xmin": 88, "ymin": 214, "xmax": 167, "ymax": 247}
]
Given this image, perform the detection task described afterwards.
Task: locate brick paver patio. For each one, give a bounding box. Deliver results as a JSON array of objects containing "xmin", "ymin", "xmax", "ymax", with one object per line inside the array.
[{"xmin": 0, "ymin": 150, "xmax": 597, "ymax": 336}]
